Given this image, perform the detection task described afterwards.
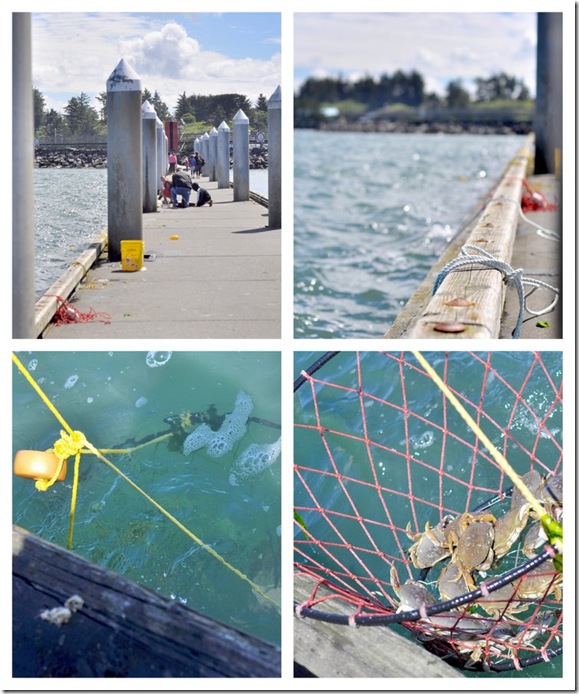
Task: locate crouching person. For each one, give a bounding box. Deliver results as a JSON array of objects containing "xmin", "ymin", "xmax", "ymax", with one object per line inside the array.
[
  {"xmin": 171, "ymin": 169, "xmax": 194, "ymax": 208},
  {"xmin": 191, "ymin": 182, "xmax": 213, "ymax": 207}
]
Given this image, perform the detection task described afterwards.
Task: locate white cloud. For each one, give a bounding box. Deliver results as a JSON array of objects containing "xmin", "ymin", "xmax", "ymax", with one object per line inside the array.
[
  {"xmin": 295, "ymin": 12, "xmax": 537, "ymax": 96},
  {"xmin": 32, "ymin": 14, "xmax": 280, "ymax": 112}
]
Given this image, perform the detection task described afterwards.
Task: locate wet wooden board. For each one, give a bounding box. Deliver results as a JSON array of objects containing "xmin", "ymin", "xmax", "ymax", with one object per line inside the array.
[
  {"xmin": 389, "ymin": 134, "xmax": 536, "ymax": 339},
  {"xmin": 12, "ymin": 525, "xmax": 281, "ymax": 678},
  {"xmin": 294, "ymin": 574, "xmax": 464, "ymax": 678}
]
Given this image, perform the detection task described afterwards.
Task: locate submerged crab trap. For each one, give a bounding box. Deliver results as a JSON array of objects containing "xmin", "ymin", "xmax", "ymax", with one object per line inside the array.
[{"xmin": 294, "ymin": 352, "xmax": 563, "ymax": 673}]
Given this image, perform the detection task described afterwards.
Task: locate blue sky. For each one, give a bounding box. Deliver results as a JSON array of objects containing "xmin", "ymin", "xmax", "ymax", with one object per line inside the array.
[
  {"xmin": 31, "ymin": 12, "xmax": 281, "ymax": 114},
  {"xmin": 294, "ymin": 12, "xmax": 537, "ymax": 98}
]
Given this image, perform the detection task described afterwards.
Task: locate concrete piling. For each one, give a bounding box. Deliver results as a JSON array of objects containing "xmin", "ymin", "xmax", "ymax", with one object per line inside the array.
[
  {"xmin": 268, "ymin": 86, "xmax": 281, "ymax": 229},
  {"xmin": 217, "ymin": 121, "xmax": 230, "ymax": 188},
  {"xmin": 209, "ymin": 127, "xmax": 218, "ymax": 181},
  {"xmin": 12, "ymin": 12, "xmax": 35, "ymax": 338},
  {"xmin": 107, "ymin": 58, "xmax": 143, "ymax": 261},
  {"xmin": 534, "ymin": 13, "xmax": 562, "ymax": 175},
  {"xmin": 142, "ymin": 100, "xmax": 157, "ymax": 213},
  {"xmin": 233, "ymin": 109, "xmax": 250, "ymax": 202}
]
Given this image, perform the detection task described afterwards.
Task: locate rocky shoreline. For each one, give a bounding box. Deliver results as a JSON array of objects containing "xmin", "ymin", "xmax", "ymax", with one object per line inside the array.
[
  {"xmin": 317, "ymin": 119, "xmax": 532, "ymax": 135},
  {"xmin": 35, "ymin": 146, "xmax": 268, "ymax": 169}
]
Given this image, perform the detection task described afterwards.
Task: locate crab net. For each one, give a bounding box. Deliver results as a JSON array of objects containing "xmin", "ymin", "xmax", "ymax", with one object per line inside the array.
[{"xmin": 294, "ymin": 351, "xmax": 563, "ymax": 673}]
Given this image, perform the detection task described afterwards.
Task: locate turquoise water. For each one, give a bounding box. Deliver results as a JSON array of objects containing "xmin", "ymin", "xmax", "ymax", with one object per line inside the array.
[
  {"xmin": 294, "ymin": 351, "xmax": 563, "ymax": 676},
  {"xmin": 294, "ymin": 131, "xmax": 526, "ymax": 338},
  {"xmin": 13, "ymin": 351, "xmax": 281, "ymax": 647}
]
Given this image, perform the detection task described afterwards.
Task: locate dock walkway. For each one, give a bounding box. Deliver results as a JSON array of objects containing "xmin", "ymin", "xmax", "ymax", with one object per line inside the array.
[
  {"xmin": 38, "ymin": 179, "xmax": 280, "ymax": 339},
  {"xmin": 385, "ymin": 172, "xmax": 561, "ymax": 340}
]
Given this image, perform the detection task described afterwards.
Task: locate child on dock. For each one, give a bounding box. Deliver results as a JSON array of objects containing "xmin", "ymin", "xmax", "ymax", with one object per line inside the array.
[{"xmin": 191, "ymin": 182, "xmax": 213, "ymax": 207}]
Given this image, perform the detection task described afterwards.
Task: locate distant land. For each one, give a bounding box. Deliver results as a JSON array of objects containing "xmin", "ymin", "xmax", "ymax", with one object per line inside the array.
[{"xmin": 295, "ymin": 71, "xmax": 534, "ymax": 134}]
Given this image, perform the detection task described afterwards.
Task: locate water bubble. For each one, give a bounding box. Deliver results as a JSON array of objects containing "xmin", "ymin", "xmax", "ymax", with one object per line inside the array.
[
  {"xmin": 87, "ymin": 396, "xmax": 94, "ymax": 404},
  {"xmin": 64, "ymin": 374, "xmax": 79, "ymax": 390},
  {"xmin": 231, "ymin": 437, "xmax": 281, "ymax": 479},
  {"xmin": 146, "ymin": 351, "xmax": 172, "ymax": 368},
  {"xmin": 28, "ymin": 359, "xmax": 38, "ymax": 371},
  {"xmin": 135, "ymin": 396, "xmax": 148, "ymax": 408},
  {"xmin": 410, "ymin": 430, "xmax": 434, "ymax": 449}
]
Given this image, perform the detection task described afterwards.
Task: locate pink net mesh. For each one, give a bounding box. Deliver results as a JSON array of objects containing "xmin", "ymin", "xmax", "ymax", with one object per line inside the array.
[{"xmin": 294, "ymin": 351, "xmax": 562, "ymax": 672}]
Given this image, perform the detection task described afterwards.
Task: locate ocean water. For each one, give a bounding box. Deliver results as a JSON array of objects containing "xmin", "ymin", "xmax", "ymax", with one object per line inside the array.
[
  {"xmin": 13, "ymin": 351, "xmax": 281, "ymax": 647},
  {"xmin": 33, "ymin": 168, "xmax": 268, "ymax": 299},
  {"xmin": 294, "ymin": 130, "xmax": 526, "ymax": 338},
  {"xmin": 294, "ymin": 351, "xmax": 563, "ymax": 677}
]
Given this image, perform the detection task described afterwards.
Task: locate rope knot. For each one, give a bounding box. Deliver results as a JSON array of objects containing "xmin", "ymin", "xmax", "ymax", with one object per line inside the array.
[
  {"xmin": 53, "ymin": 429, "xmax": 87, "ymax": 459},
  {"xmin": 503, "ymin": 267, "xmax": 523, "ymax": 287},
  {"xmin": 35, "ymin": 430, "xmax": 87, "ymax": 492}
]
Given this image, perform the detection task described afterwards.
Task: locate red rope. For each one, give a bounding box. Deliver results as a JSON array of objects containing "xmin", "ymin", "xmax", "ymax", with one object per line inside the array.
[
  {"xmin": 44, "ymin": 294, "xmax": 112, "ymax": 326},
  {"xmin": 521, "ymin": 179, "xmax": 558, "ymax": 212}
]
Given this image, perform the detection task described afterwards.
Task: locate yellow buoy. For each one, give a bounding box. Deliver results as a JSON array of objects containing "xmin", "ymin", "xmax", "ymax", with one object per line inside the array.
[
  {"xmin": 170, "ymin": 235, "xmax": 179, "ymax": 240},
  {"xmin": 14, "ymin": 450, "xmax": 67, "ymax": 482}
]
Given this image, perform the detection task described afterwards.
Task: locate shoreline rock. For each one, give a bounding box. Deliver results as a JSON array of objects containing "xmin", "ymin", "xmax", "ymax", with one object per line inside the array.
[
  {"xmin": 35, "ymin": 146, "xmax": 268, "ymax": 169},
  {"xmin": 316, "ymin": 119, "xmax": 532, "ymax": 135}
]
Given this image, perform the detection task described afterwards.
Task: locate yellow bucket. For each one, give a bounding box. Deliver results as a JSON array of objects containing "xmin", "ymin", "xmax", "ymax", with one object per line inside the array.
[{"xmin": 121, "ymin": 240, "xmax": 144, "ymax": 272}]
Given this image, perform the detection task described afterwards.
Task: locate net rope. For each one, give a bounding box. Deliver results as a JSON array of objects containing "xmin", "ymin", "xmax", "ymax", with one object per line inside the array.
[{"xmin": 294, "ymin": 352, "xmax": 563, "ymax": 672}]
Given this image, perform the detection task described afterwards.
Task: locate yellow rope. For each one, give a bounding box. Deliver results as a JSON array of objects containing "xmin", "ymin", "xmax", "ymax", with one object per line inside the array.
[
  {"xmin": 412, "ymin": 351, "xmax": 562, "ymax": 568},
  {"xmin": 12, "ymin": 352, "xmax": 280, "ymax": 607}
]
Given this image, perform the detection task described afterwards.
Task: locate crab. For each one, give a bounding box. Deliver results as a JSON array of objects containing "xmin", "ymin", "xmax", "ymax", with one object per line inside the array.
[
  {"xmin": 456, "ymin": 610, "xmax": 560, "ymax": 670},
  {"xmin": 405, "ymin": 515, "xmax": 454, "ymax": 569},
  {"xmin": 515, "ymin": 559, "xmax": 562, "ymax": 602},
  {"xmin": 476, "ymin": 581, "xmax": 522, "ymax": 619},
  {"xmin": 478, "ymin": 559, "xmax": 561, "ymax": 620},
  {"xmin": 522, "ymin": 520, "xmax": 548, "ymax": 558},
  {"xmin": 492, "ymin": 503, "xmax": 531, "ymax": 559},
  {"xmin": 437, "ymin": 561, "xmax": 471, "ymax": 602},
  {"xmin": 390, "ymin": 566, "xmax": 493, "ymax": 638},
  {"xmin": 446, "ymin": 513, "xmax": 496, "ymax": 592},
  {"xmin": 390, "ymin": 565, "xmax": 437, "ymax": 613}
]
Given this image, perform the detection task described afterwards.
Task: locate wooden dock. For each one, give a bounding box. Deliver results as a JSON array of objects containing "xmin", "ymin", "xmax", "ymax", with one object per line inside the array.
[
  {"xmin": 294, "ymin": 574, "xmax": 464, "ymax": 678},
  {"xmin": 385, "ymin": 134, "xmax": 561, "ymax": 339},
  {"xmin": 13, "ymin": 525, "xmax": 281, "ymax": 678}
]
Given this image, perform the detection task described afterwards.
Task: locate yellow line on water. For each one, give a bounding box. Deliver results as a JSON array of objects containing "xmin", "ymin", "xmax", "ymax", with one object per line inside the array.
[{"xmin": 411, "ymin": 351, "xmax": 562, "ymax": 565}]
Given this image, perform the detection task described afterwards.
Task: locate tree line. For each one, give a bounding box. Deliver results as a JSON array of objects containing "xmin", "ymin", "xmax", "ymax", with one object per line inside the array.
[
  {"xmin": 34, "ymin": 87, "xmax": 270, "ymax": 139},
  {"xmin": 295, "ymin": 69, "xmax": 532, "ymax": 112}
]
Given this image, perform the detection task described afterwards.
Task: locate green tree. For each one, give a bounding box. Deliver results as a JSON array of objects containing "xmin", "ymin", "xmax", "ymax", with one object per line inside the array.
[
  {"xmin": 64, "ymin": 92, "xmax": 99, "ymax": 135},
  {"xmin": 174, "ymin": 91, "xmax": 189, "ymax": 120},
  {"xmin": 39, "ymin": 108, "xmax": 65, "ymax": 139},
  {"xmin": 475, "ymin": 72, "xmax": 528, "ymax": 102},
  {"xmin": 446, "ymin": 79, "xmax": 471, "ymax": 108},
  {"xmin": 151, "ymin": 91, "xmax": 171, "ymax": 120},
  {"xmin": 33, "ymin": 87, "xmax": 46, "ymax": 131},
  {"xmin": 255, "ymin": 93, "xmax": 269, "ymax": 111},
  {"xmin": 95, "ymin": 91, "xmax": 107, "ymax": 123}
]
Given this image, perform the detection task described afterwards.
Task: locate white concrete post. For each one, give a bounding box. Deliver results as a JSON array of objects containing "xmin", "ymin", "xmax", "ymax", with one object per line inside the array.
[
  {"xmin": 13, "ymin": 12, "xmax": 35, "ymax": 337},
  {"xmin": 233, "ymin": 109, "xmax": 250, "ymax": 201},
  {"xmin": 267, "ymin": 86, "xmax": 282, "ymax": 229},
  {"xmin": 209, "ymin": 127, "xmax": 218, "ymax": 181},
  {"xmin": 201, "ymin": 132, "xmax": 210, "ymax": 176},
  {"xmin": 217, "ymin": 121, "xmax": 230, "ymax": 189},
  {"xmin": 142, "ymin": 100, "xmax": 157, "ymax": 213},
  {"xmin": 107, "ymin": 58, "xmax": 142, "ymax": 261},
  {"xmin": 156, "ymin": 115, "xmax": 164, "ymax": 191}
]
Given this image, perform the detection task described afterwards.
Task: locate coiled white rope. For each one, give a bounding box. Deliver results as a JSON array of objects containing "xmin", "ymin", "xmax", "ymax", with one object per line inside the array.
[{"xmin": 432, "ymin": 244, "xmax": 559, "ymax": 338}]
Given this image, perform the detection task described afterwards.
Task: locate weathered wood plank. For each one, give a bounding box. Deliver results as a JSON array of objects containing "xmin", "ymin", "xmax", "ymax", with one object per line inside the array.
[
  {"xmin": 294, "ymin": 574, "xmax": 464, "ymax": 678},
  {"xmin": 13, "ymin": 525, "xmax": 281, "ymax": 678},
  {"xmin": 407, "ymin": 134, "xmax": 534, "ymax": 339}
]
